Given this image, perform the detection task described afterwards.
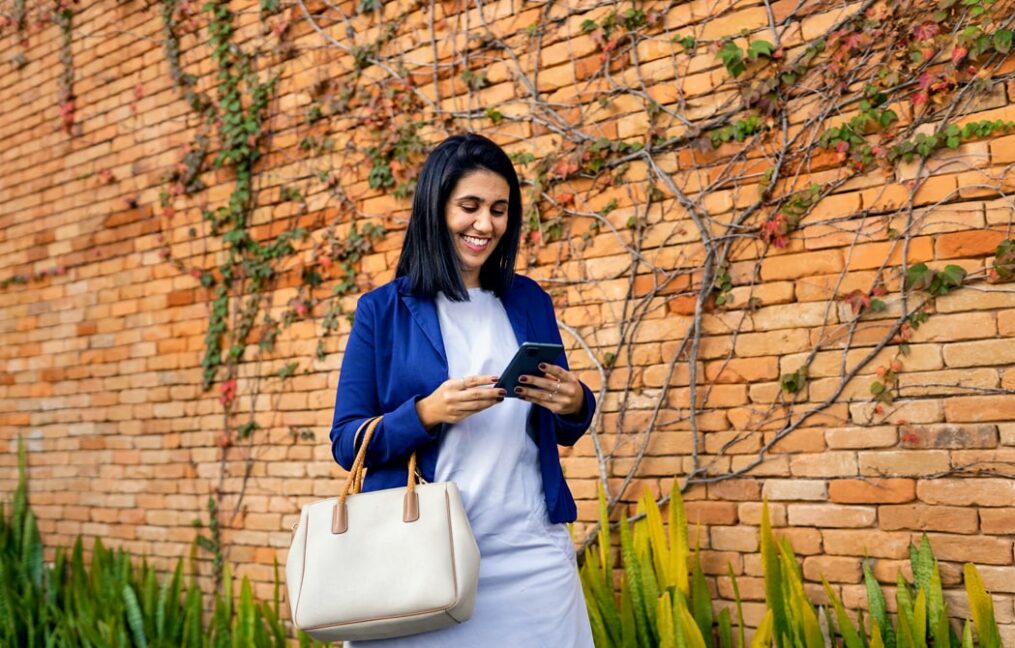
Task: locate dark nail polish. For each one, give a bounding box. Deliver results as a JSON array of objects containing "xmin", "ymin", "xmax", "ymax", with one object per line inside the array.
[
  {"xmin": 538, "ymin": 363, "xmax": 547, "ymax": 371},
  {"xmin": 498, "ymin": 389, "xmax": 507, "ymax": 396},
  {"xmin": 519, "ymin": 376, "xmax": 528, "ymax": 383},
  {"xmin": 514, "ymin": 387, "xmax": 523, "ymax": 394},
  {"xmin": 496, "ymin": 397, "xmax": 504, "ymax": 402}
]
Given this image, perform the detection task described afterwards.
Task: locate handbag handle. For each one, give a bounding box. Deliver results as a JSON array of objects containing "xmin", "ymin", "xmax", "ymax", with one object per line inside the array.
[{"xmin": 332, "ymin": 415, "xmax": 420, "ymax": 534}]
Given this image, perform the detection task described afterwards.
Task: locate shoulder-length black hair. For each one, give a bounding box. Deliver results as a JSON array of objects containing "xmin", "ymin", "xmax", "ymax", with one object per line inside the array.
[{"xmin": 395, "ymin": 133, "xmax": 522, "ymax": 301}]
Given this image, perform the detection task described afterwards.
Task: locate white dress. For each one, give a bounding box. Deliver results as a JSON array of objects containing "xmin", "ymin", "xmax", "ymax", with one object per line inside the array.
[{"xmin": 348, "ymin": 286, "xmax": 593, "ymax": 647}]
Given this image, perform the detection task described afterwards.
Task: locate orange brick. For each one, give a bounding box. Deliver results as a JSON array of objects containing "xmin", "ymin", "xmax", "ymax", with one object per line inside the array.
[
  {"xmin": 879, "ymin": 505, "xmax": 979, "ymax": 534},
  {"xmin": 828, "ymin": 479, "xmax": 916, "ymax": 504},
  {"xmin": 934, "ymin": 229, "xmax": 1008, "ymax": 259}
]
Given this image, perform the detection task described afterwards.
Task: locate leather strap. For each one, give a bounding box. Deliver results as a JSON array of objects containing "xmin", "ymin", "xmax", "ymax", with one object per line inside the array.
[{"xmin": 333, "ymin": 416, "xmax": 419, "ymax": 534}]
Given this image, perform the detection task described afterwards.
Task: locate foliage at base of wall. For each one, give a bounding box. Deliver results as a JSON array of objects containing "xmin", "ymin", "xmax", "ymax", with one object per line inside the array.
[
  {"xmin": 580, "ymin": 483, "xmax": 1003, "ymax": 648},
  {"xmin": 0, "ymin": 439, "xmax": 326, "ymax": 647}
]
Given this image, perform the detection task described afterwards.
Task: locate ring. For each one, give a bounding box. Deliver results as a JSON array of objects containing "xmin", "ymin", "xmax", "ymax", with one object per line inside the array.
[{"xmin": 551, "ymin": 380, "xmax": 561, "ymax": 396}]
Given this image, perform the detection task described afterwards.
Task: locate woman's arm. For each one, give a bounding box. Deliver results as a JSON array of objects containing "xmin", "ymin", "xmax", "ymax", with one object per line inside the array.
[
  {"xmin": 541, "ymin": 290, "xmax": 597, "ymax": 446},
  {"xmin": 329, "ymin": 296, "xmax": 438, "ymax": 471}
]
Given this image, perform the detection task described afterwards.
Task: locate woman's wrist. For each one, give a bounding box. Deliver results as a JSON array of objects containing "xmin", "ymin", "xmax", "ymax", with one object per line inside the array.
[{"xmin": 415, "ymin": 395, "xmax": 441, "ymax": 430}]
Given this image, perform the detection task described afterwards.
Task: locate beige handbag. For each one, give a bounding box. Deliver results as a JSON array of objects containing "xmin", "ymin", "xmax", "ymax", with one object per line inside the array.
[{"xmin": 285, "ymin": 416, "xmax": 480, "ymax": 642}]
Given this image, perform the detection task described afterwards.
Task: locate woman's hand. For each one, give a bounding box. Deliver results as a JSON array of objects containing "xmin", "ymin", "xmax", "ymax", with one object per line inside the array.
[
  {"xmin": 514, "ymin": 363, "xmax": 585, "ymax": 417},
  {"xmin": 416, "ymin": 375, "xmax": 506, "ymax": 429}
]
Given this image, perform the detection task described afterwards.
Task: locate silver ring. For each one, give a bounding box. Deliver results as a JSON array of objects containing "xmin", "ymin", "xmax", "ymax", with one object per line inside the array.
[{"xmin": 551, "ymin": 380, "xmax": 561, "ymax": 396}]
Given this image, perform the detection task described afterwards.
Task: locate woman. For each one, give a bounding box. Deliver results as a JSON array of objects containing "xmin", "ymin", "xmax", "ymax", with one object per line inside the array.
[{"xmin": 330, "ymin": 133, "xmax": 596, "ymax": 646}]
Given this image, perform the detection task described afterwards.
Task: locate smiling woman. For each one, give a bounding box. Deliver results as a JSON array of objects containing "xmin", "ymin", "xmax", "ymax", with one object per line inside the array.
[
  {"xmin": 444, "ymin": 169, "xmax": 509, "ymax": 288},
  {"xmin": 329, "ymin": 133, "xmax": 597, "ymax": 646}
]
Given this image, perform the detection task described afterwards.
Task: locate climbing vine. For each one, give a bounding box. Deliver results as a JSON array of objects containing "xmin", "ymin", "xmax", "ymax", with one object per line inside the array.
[{"xmin": 53, "ymin": 0, "xmax": 74, "ymax": 134}]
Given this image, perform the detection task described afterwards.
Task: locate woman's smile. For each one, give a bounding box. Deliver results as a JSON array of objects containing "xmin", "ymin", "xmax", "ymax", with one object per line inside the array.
[{"xmin": 460, "ymin": 234, "xmax": 491, "ymax": 252}]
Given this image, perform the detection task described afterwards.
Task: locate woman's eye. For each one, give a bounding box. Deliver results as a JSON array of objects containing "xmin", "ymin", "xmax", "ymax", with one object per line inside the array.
[{"xmin": 461, "ymin": 205, "xmax": 478, "ymax": 212}]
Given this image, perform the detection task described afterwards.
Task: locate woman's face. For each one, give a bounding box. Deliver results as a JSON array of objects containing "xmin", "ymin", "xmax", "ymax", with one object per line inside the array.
[{"xmin": 444, "ymin": 169, "xmax": 510, "ymax": 287}]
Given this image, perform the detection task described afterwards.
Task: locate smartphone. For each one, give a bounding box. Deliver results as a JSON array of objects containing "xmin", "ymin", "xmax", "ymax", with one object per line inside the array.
[{"xmin": 495, "ymin": 342, "xmax": 565, "ymax": 397}]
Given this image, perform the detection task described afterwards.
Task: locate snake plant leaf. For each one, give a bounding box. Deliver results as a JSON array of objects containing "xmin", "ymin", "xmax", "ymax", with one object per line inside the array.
[
  {"xmin": 582, "ymin": 576, "xmax": 611, "ymax": 648},
  {"xmin": 598, "ymin": 484, "xmax": 612, "ymax": 582},
  {"xmin": 658, "ymin": 591, "xmax": 676, "ymax": 648},
  {"xmin": 675, "ymin": 591, "xmax": 708, "ymax": 648},
  {"xmin": 964, "ymin": 563, "xmax": 1002, "ymax": 648},
  {"xmin": 633, "ymin": 516, "xmax": 659, "ymax": 637},
  {"xmin": 728, "ymin": 564, "xmax": 746, "ymax": 648},
  {"xmin": 896, "ymin": 571, "xmax": 915, "ymax": 645},
  {"xmin": 932, "ymin": 601, "xmax": 950, "ymax": 648},
  {"xmin": 20, "ymin": 510, "xmax": 43, "ymax": 589},
  {"xmin": 641, "ymin": 490, "xmax": 671, "ymax": 590},
  {"xmin": 912, "ymin": 588, "xmax": 927, "ymax": 648},
  {"xmin": 123, "ymin": 583, "xmax": 148, "ymax": 648},
  {"xmin": 896, "ymin": 586, "xmax": 916, "ymax": 648},
  {"xmin": 690, "ymin": 542, "xmax": 713, "ymax": 644},
  {"xmin": 961, "ymin": 620, "xmax": 973, "ymax": 648},
  {"xmin": 718, "ymin": 608, "xmax": 733, "ymax": 648},
  {"xmin": 863, "ymin": 560, "xmax": 894, "ymax": 648},
  {"xmin": 927, "ymin": 559, "xmax": 945, "ymax": 648},
  {"xmin": 238, "ymin": 576, "xmax": 257, "ymax": 647},
  {"xmin": 619, "ymin": 514, "xmax": 651, "ymax": 648},
  {"xmin": 910, "ymin": 535, "xmax": 934, "ymax": 599},
  {"xmin": 582, "ymin": 547, "xmax": 622, "ymax": 645},
  {"xmin": 761, "ymin": 500, "xmax": 788, "ymax": 647},
  {"xmin": 870, "ymin": 621, "xmax": 885, "ymax": 648},
  {"xmin": 822, "ymin": 578, "xmax": 864, "ymax": 648},
  {"xmin": 750, "ymin": 609, "xmax": 774, "ymax": 648},
  {"xmin": 620, "ymin": 577, "xmax": 637, "ymax": 648},
  {"xmin": 668, "ymin": 480, "xmax": 690, "ymax": 597}
]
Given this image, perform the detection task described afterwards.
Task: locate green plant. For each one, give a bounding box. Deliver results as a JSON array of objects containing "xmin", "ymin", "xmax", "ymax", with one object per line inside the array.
[
  {"xmin": 581, "ymin": 481, "xmax": 1004, "ymax": 647},
  {"xmin": 0, "ymin": 436, "xmax": 326, "ymax": 647}
]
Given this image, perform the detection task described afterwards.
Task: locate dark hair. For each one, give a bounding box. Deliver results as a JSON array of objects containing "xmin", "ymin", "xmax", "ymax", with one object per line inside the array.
[{"xmin": 395, "ymin": 133, "xmax": 522, "ymax": 301}]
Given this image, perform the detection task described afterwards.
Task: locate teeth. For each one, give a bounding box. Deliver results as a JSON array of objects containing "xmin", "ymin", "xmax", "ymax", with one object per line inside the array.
[{"xmin": 462, "ymin": 235, "xmax": 489, "ymax": 247}]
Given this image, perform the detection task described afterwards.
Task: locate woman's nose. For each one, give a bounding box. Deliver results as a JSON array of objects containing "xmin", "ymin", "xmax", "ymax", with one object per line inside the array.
[{"xmin": 473, "ymin": 210, "xmax": 494, "ymax": 233}]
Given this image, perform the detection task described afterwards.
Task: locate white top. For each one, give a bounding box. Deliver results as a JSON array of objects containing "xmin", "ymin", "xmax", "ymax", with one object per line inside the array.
[{"xmin": 348, "ymin": 287, "xmax": 593, "ymax": 647}]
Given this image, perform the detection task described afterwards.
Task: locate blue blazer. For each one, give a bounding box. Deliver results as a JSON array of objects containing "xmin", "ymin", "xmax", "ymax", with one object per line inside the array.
[{"xmin": 329, "ymin": 273, "xmax": 596, "ymax": 523}]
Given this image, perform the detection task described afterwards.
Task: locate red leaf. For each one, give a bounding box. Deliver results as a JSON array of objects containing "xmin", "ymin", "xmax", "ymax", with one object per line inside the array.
[
  {"xmin": 913, "ymin": 21, "xmax": 940, "ymax": 41},
  {"xmin": 551, "ymin": 158, "xmax": 579, "ymax": 178},
  {"xmin": 951, "ymin": 46, "xmax": 967, "ymax": 65},
  {"xmin": 843, "ymin": 288, "xmax": 871, "ymax": 315},
  {"xmin": 555, "ymin": 192, "xmax": 575, "ymax": 206},
  {"xmin": 911, "ymin": 92, "xmax": 928, "ymax": 106},
  {"xmin": 917, "ymin": 71, "xmax": 934, "ymax": 90}
]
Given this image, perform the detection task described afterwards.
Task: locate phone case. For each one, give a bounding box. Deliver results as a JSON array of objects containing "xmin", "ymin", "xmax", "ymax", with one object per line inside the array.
[{"xmin": 495, "ymin": 342, "xmax": 564, "ymax": 396}]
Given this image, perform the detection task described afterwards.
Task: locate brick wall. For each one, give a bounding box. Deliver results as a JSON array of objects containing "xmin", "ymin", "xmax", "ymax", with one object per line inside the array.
[{"xmin": 2, "ymin": 0, "xmax": 1014, "ymax": 639}]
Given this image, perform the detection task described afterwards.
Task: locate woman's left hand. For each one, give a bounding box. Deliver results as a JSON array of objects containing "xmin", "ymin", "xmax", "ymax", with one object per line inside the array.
[{"xmin": 514, "ymin": 363, "xmax": 585, "ymax": 416}]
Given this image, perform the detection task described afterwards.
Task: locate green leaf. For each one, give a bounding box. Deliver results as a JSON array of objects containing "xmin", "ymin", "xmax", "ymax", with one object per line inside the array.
[
  {"xmin": 904, "ymin": 263, "xmax": 933, "ymax": 291},
  {"xmin": 964, "ymin": 563, "xmax": 1002, "ymax": 648},
  {"xmin": 690, "ymin": 545, "xmax": 712, "ymax": 642},
  {"xmin": 747, "ymin": 39, "xmax": 775, "ymax": 60},
  {"xmin": 823, "ymin": 578, "xmax": 864, "ymax": 648},
  {"xmin": 123, "ymin": 584, "xmax": 148, "ymax": 648},
  {"xmin": 760, "ymin": 500, "xmax": 788, "ymax": 645},
  {"xmin": 864, "ymin": 561, "xmax": 894, "ymax": 648}
]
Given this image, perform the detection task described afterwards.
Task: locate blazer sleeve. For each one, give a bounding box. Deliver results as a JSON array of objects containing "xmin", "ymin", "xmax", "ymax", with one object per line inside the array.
[
  {"xmin": 329, "ymin": 295, "xmax": 438, "ymax": 471},
  {"xmin": 539, "ymin": 289, "xmax": 596, "ymax": 446}
]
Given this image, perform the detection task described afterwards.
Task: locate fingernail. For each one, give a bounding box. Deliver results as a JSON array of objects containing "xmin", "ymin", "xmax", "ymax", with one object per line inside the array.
[
  {"xmin": 519, "ymin": 376, "xmax": 528, "ymax": 383},
  {"xmin": 514, "ymin": 387, "xmax": 523, "ymax": 394},
  {"xmin": 496, "ymin": 397, "xmax": 504, "ymax": 402},
  {"xmin": 538, "ymin": 363, "xmax": 547, "ymax": 371},
  {"xmin": 498, "ymin": 389, "xmax": 507, "ymax": 396}
]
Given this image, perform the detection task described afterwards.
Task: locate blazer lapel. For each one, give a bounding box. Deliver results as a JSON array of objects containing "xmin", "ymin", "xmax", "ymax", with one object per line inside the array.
[
  {"xmin": 397, "ymin": 279, "xmax": 448, "ymax": 369},
  {"xmin": 397, "ymin": 275, "xmax": 531, "ymax": 362},
  {"xmin": 500, "ymin": 277, "xmax": 531, "ymax": 346}
]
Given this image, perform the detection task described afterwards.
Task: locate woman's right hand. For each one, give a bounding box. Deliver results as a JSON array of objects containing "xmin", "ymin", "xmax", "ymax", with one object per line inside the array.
[{"xmin": 416, "ymin": 375, "xmax": 505, "ymax": 429}]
